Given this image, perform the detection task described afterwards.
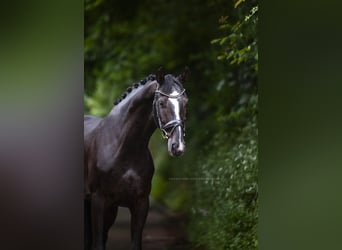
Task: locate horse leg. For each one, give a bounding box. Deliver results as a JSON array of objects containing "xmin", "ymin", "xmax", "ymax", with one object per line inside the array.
[
  {"xmin": 84, "ymin": 199, "xmax": 92, "ymax": 250},
  {"xmin": 130, "ymin": 197, "xmax": 149, "ymax": 250},
  {"xmin": 91, "ymin": 192, "xmax": 105, "ymax": 250},
  {"xmin": 102, "ymin": 206, "xmax": 118, "ymax": 247}
]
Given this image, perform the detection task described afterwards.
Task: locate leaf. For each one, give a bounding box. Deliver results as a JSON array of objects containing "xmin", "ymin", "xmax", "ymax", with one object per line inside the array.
[
  {"xmin": 219, "ymin": 37, "xmax": 228, "ymax": 45},
  {"xmin": 211, "ymin": 38, "xmax": 222, "ymax": 44},
  {"xmin": 219, "ymin": 16, "xmax": 228, "ymax": 24},
  {"xmin": 234, "ymin": 0, "xmax": 245, "ymax": 9},
  {"xmin": 219, "ymin": 23, "xmax": 230, "ymax": 30}
]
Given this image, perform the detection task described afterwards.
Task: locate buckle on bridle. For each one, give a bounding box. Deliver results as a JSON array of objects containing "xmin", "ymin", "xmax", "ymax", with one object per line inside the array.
[{"xmin": 160, "ymin": 120, "xmax": 184, "ymax": 139}]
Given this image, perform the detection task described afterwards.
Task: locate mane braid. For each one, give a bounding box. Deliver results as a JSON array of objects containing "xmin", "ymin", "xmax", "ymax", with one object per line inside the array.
[{"xmin": 113, "ymin": 74, "xmax": 156, "ymax": 106}]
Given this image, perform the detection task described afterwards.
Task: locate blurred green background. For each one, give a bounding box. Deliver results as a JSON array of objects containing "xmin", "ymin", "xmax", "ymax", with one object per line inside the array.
[{"xmin": 85, "ymin": 0, "xmax": 258, "ymax": 249}]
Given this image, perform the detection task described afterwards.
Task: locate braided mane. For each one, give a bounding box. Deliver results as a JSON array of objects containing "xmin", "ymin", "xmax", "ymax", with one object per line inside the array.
[{"xmin": 113, "ymin": 74, "xmax": 156, "ymax": 106}]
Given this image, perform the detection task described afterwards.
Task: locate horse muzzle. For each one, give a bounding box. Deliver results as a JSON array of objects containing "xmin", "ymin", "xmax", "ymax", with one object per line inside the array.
[{"xmin": 167, "ymin": 126, "xmax": 185, "ymax": 157}]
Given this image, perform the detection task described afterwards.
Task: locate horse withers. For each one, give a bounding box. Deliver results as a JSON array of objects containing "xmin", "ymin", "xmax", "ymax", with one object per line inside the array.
[{"xmin": 84, "ymin": 67, "xmax": 189, "ymax": 250}]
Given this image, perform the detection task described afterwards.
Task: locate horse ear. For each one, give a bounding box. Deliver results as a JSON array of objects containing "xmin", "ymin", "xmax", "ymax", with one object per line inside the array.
[
  {"xmin": 156, "ymin": 67, "xmax": 165, "ymax": 84},
  {"xmin": 178, "ymin": 66, "xmax": 190, "ymax": 83}
]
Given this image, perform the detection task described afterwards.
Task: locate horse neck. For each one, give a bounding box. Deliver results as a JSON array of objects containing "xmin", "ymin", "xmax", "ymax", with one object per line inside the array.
[{"xmin": 105, "ymin": 81, "xmax": 158, "ymax": 148}]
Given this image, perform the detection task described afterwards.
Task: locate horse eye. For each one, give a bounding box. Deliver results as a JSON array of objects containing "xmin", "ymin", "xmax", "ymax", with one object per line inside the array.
[{"xmin": 159, "ymin": 102, "xmax": 165, "ymax": 107}]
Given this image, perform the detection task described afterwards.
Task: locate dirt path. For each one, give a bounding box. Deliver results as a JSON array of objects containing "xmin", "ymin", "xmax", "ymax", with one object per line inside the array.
[{"xmin": 106, "ymin": 206, "xmax": 190, "ymax": 250}]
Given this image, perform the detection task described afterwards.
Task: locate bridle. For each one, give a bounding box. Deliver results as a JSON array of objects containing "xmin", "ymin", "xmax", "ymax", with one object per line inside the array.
[{"xmin": 153, "ymin": 88, "xmax": 186, "ymax": 139}]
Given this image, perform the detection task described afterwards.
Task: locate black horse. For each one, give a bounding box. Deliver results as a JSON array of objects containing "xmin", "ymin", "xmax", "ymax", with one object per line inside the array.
[{"xmin": 84, "ymin": 67, "xmax": 189, "ymax": 250}]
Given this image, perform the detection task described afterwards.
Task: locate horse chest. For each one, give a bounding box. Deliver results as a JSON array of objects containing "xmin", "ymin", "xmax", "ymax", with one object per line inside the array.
[
  {"xmin": 99, "ymin": 160, "xmax": 154, "ymax": 204},
  {"xmin": 121, "ymin": 168, "xmax": 144, "ymax": 191}
]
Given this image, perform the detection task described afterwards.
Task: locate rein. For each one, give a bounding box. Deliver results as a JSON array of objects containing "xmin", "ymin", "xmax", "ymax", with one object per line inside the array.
[{"xmin": 153, "ymin": 88, "xmax": 186, "ymax": 139}]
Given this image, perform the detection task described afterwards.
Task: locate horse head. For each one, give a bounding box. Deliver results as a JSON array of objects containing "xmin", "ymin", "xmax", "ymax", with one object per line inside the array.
[{"xmin": 153, "ymin": 67, "xmax": 189, "ymax": 157}]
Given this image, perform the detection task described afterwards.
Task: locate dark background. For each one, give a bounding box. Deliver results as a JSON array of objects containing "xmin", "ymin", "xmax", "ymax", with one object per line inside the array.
[{"xmin": 0, "ymin": 0, "xmax": 341, "ymax": 249}]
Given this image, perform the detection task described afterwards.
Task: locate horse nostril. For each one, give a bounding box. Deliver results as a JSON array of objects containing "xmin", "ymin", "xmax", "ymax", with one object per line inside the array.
[{"xmin": 172, "ymin": 142, "xmax": 179, "ymax": 150}]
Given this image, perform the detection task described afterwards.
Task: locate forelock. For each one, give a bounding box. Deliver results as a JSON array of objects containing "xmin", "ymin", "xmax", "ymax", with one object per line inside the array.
[{"xmin": 159, "ymin": 74, "xmax": 184, "ymax": 93}]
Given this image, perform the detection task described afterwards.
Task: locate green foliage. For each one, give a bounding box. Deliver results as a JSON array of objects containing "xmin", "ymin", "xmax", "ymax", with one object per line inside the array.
[
  {"xmin": 189, "ymin": 95, "xmax": 258, "ymax": 250},
  {"xmin": 212, "ymin": 1, "xmax": 258, "ymax": 74},
  {"xmin": 84, "ymin": 0, "xmax": 228, "ymax": 115},
  {"xmin": 184, "ymin": 1, "xmax": 258, "ymax": 249}
]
